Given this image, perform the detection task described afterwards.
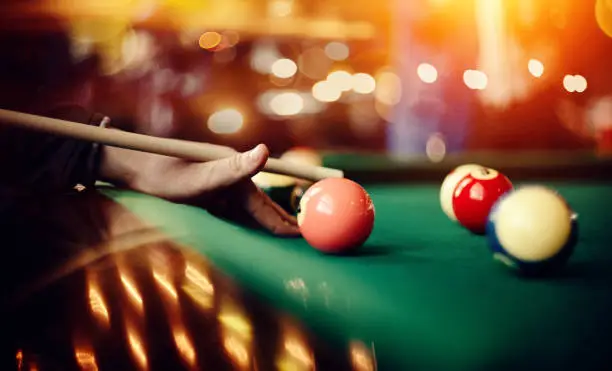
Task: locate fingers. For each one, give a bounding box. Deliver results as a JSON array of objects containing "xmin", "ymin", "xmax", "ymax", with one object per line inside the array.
[
  {"xmin": 242, "ymin": 182, "xmax": 301, "ymax": 236},
  {"xmin": 195, "ymin": 144, "xmax": 269, "ymax": 191}
]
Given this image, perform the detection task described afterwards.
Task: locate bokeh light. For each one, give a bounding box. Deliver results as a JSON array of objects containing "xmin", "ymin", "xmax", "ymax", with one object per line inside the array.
[
  {"xmin": 268, "ymin": 0, "xmax": 294, "ymax": 17},
  {"xmin": 417, "ymin": 63, "xmax": 438, "ymax": 84},
  {"xmin": 375, "ymin": 69, "xmax": 402, "ymax": 106},
  {"xmin": 463, "ymin": 69, "xmax": 488, "ymax": 90},
  {"xmin": 596, "ymin": 0, "xmax": 612, "ymax": 38},
  {"xmin": 271, "ymin": 58, "xmax": 298, "ymax": 79},
  {"xmin": 352, "ymin": 73, "xmax": 376, "ymax": 94},
  {"xmin": 528, "ymin": 59, "xmax": 545, "ymax": 78},
  {"xmin": 199, "ymin": 31, "xmax": 222, "ymax": 50},
  {"xmin": 312, "ymin": 81, "xmax": 342, "ymax": 103},
  {"xmin": 563, "ymin": 75, "xmax": 576, "ymax": 92},
  {"xmin": 270, "ymin": 92, "xmax": 304, "ymax": 116},
  {"xmin": 251, "ymin": 41, "xmax": 281, "ymax": 74},
  {"xmin": 298, "ymin": 47, "xmax": 332, "ymax": 80},
  {"xmin": 224, "ymin": 31, "xmax": 240, "ymax": 47},
  {"xmin": 574, "ymin": 75, "xmax": 588, "ymax": 93},
  {"xmin": 327, "ymin": 70, "xmax": 353, "ymax": 92},
  {"xmin": 208, "ymin": 109, "xmax": 244, "ymax": 134},
  {"xmin": 325, "ymin": 41, "xmax": 350, "ymax": 61},
  {"xmin": 563, "ymin": 75, "xmax": 588, "ymax": 93},
  {"xmin": 426, "ymin": 133, "xmax": 447, "ymax": 162}
]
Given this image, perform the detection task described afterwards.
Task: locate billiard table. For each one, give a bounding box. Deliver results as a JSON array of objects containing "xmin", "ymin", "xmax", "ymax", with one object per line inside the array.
[
  {"xmin": 103, "ymin": 151, "xmax": 612, "ymax": 371},
  {"xmin": 3, "ymin": 153, "xmax": 612, "ymax": 371}
]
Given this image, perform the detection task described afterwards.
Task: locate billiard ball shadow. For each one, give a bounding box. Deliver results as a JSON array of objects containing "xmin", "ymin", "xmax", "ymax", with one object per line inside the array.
[
  {"xmin": 329, "ymin": 243, "xmax": 423, "ymax": 258},
  {"xmin": 523, "ymin": 260, "xmax": 612, "ymax": 284}
]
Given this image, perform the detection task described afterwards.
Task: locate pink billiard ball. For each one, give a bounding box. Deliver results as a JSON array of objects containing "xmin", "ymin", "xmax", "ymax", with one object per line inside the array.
[
  {"xmin": 452, "ymin": 167, "xmax": 513, "ymax": 234},
  {"xmin": 297, "ymin": 178, "xmax": 375, "ymax": 254}
]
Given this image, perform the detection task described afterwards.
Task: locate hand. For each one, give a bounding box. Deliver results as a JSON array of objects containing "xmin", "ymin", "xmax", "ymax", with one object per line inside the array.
[{"xmin": 100, "ymin": 142, "xmax": 300, "ymax": 236}]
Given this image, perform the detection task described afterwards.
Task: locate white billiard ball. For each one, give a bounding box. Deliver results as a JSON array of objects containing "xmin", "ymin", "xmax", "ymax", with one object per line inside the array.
[{"xmin": 486, "ymin": 186, "xmax": 578, "ymax": 275}]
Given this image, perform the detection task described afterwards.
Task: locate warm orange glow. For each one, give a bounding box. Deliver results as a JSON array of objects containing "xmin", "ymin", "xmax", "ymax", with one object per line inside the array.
[
  {"xmin": 199, "ymin": 32, "xmax": 222, "ymax": 50},
  {"xmin": 352, "ymin": 73, "xmax": 376, "ymax": 94},
  {"xmin": 563, "ymin": 75, "xmax": 576, "ymax": 92},
  {"xmin": 574, "ymin": 75, "xmax": 588, "ymax": 93},
  {"xmin": 120, "ymin": 271, "xmax": 144, "ymax": 313},
  {"xmin": 185, "ymin": 263, "xmax": 214, "ymax": 295},
  {"xmin": 283, "ymin": 337, "xmax": 314, "ymax": 368},
  {"xmin": 325, "ymin": 41, "xmax": 350, "ymax": 61},
  {"xmin": 564, "ymin": 74, "xmax": 587, "ymax": 93},
  {"xmin": 349, "ymin": 341, "xmax": 376, "ymax": 371},
  {"xmin": 224, "ymin": 31, "xmax": 240, "ymax": 47},
  {"xmin": 275, "ymin": 320, "xmax": 314, "ymax": 371},
  {"xmin": 208, "ymin": 109, "xmax": 244, "ymax": 134},
  {"xmin": 528, "ymin": 59, "xmax": 544, "ymax": 78},
  {"xmin": 88, "ymin": 277, "xmax": 111, "ymax": 329},
  {"xmin": 75, "ymin": 348, "xmax": 99, "ymax": 371},
  {"xmin": 16, "ymin": 350, "xmax": 23, "ymax": 369},
  {"xmin": 153, "ymin": 270, "xmax": 178, "ymax": 301},
  {"xmin": 417, "ymin": 63, "xmax": 438, "ymax": 84},
  {"xmin": 298, "ymin": 47, "xmax": 332, "ymax": 80},
  {"xmin": 271, "ymin": 58, "xmax": 298, "ymax": 79},
  {"xmin": 327, "ymin": 70, "xmax": 353, "ymax": 92},
  {"xmin": 375, "ymin": 69, "xmax": 402, "ymax": 105},
  {"xmin": 463, "ymin": 69, "xmax": 488, "ymax": 90},
  {"xmin": 223, "ymin": 334, "xmax": 250, "ymax": 369},
  {"xmin": 182, "ymin": 263, "xmax": 215, "ymax": 310},
  {"xmin": 126, "ymin": 324, "xmax": 148, "ymax": 370},
  {"xmin": 268, "ymin": 0, "xmax": 294, "ymax": 17},
  {"xmin": 218, "ymin": 312, "xmax": 253, "ymax": 340},
  {"xmin": 270, "ymin": 92, "xmax": 304, "ymax": 116},
  {"xmin": 173, "ymin": 327, "xmax": 197, "ymax": 368},
  {"xmin": 596, "ymin": 0, "xmax": 612, "ymax": 38},
  {"xmin": 312, "ymin": 81, "xmax": 341, "ymax": 102}
]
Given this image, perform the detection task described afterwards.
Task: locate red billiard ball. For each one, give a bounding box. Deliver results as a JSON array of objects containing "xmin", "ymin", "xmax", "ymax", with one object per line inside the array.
[
  {"xmin": 452, "ymin": 167, "xmax": 513, "ymax": 234},
  {"xmin": 297, "ymin": 178, "xmax": 375, "ymax": 254},
  {"xmin": 440, "ymin": 163, "xmax": 484, "ymax": 221}
]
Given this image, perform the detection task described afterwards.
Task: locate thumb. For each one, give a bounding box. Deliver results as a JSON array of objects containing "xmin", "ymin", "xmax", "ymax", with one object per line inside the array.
[{"xmin": 197, "ymin": 144, "xmax": 269, "ymax": 190}]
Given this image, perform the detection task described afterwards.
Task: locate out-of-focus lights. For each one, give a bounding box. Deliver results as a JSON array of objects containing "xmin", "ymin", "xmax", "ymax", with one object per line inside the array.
[
  {"xmin": 426, "ymin": 133, "xmax": 447, "ymax": 162},
  {"xmin": 375, "ymin": 70, "xmax": 402, "ymax": 106},
  {"xmin": 270, "ymin": 92, "xmax": 304, "ymax": 116},
  {"xmin": 214, "ymin": 48, "xmax": 237, "ymax": 64},
  {"xmin": 327, "ymin": 70, "xmax": 353, "ymax": 92},
  {"xmin": 208, "ymin": 109, "xmax": 244, "ymax": 134},
  {"xmin": 352, "ymin": 73, "xmax": 376, "ymax": 94},
  {"xmin": 258, "ymin": 90, "xmax": 323, "ymax": 115},
  {"xmin": 528, "ymin": 59, "xmax": 544, "ymax": 78},
  {"xmin": 596, "ymin": 0, "xmax": 612, "ymax": 38},
  {"xmin": 417, "ymin": 63, "xmax": 438, "ymax": 84},
  {"xmin": 251, "ymin": 42, "xmax": 281, "ymax": 74},
  {"xmin": 324, "ymin": 41, "xmax": 350, "ymax": 61},
  {"xmin": 463, "ymin": 69, "xmax": 488, "ymax": 90},
  {"xmin": 564, "ymin": 74, "xmax": 587, "ymax": 93},
  {"xmin": 271, "ymin": 58, "xmax": 298, "ymax": 79},
  {"xmin": 199, "ymin": 32, "xmax": 222, "ymax": 50},
  {"xmin": 268, "ymin": 0, "xmax": 294, "ymax": 17},
  {"xmin": 224, "ymin": 31, "xmax": 240, "ymax": 47},
  {"xmin": 574, "ymin": 75, "xmax": 588, "ymax": 92},
  {"xmin": 298, "ymin": 47, "xmax": 332, "ymax": 80},
  {"xmin": 349, "ymin": 341, "xmax": 376, "ymax": 371},
  {"xmin": 312, "ymin": 81, "xmax": 341, "ymax": 102},
  {"xmin": 563, "ymin": 75, "xmax": 576, "ymax": 92}
]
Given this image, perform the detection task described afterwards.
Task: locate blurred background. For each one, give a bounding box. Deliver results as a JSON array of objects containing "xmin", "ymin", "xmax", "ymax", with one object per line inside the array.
[{"xmin": 1, "ymin": 0, "xmax": 612, "ymax": 160}]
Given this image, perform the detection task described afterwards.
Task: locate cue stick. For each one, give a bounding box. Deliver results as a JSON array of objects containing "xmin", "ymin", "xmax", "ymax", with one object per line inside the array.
[{"xmin": 0, "ymin": 108, "xmax": 344, "ymax": 181}]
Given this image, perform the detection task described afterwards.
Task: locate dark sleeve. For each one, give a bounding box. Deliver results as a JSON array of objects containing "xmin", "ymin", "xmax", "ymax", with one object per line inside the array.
[{"xmin": 0, "ymin": 104, "xmax": 108, "ymax": 195}]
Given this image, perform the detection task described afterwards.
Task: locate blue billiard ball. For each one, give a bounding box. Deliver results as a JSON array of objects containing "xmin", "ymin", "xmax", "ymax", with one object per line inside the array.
[{"xmin": 486, "ymin": 186, "xmax": 578, "ymax": 276}]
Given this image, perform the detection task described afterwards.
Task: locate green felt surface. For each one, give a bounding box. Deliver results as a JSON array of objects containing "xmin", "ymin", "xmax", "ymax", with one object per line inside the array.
[{"xmin": 103, "ymin": 181, "xmax": 612, "ymax": 370}]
